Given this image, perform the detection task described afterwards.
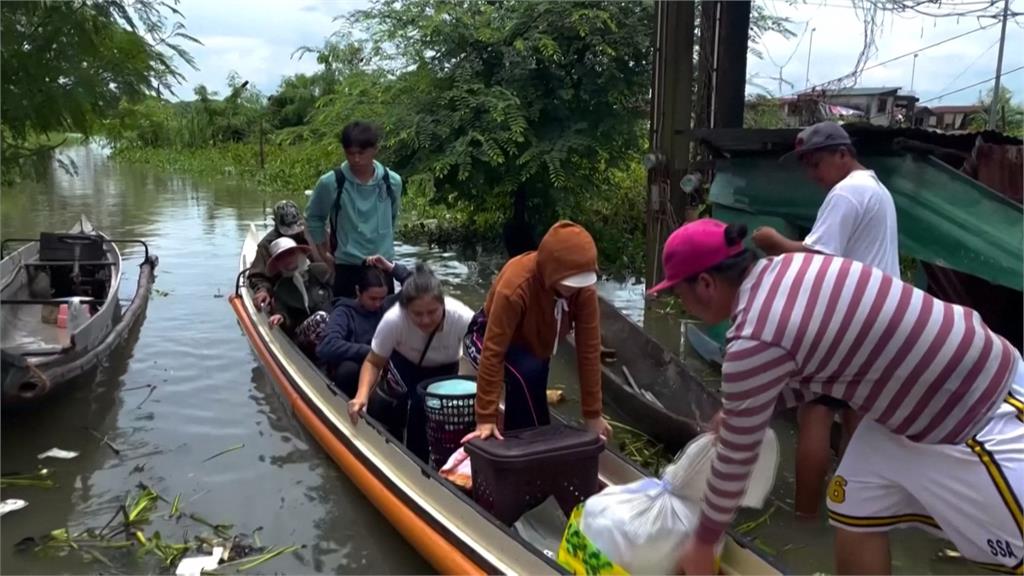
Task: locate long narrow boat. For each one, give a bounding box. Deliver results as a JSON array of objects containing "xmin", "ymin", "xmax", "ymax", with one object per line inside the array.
[
  {"xmin": 1, "ymin": 216, "xmax": 157, "ymax": 407},
  {"xmin": 230, "ymin": 223, "xmax": 782, "ymax": 575},
  {"xmin": 567, "ymin": 297, "xmax": 722, "ymax": 451}
]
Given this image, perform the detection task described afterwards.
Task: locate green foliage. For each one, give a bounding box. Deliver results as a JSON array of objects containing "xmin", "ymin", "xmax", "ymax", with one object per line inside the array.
[
  {"xmin": 345, "ymin": 0, "xmax": 654, "ymax": 226},
  {"xmin": 744, "ymin": 94, "xmax": 789, "ymax": 128},
  {"xmin": 1, "ymin": 0, "xmax": 199, "ymax": 179},
  {"xmin": 968, "ymin": 87, "xmax": 1024, "ymax": 138},
  {"xmin": 105, "ymin": 0, "xmax": 795, "ymax": 276}
]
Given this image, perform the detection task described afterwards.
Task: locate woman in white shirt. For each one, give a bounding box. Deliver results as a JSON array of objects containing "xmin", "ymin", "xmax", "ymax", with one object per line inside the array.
[{"xmin": 347, "ymin": 263, "xmax": 474, "ymax": 462}]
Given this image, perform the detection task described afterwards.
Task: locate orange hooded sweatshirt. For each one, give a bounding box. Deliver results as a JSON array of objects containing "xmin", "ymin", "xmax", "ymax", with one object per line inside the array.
[{"xmin": 475, "ymin": 221, "xmax": 603, "ymax": 425}]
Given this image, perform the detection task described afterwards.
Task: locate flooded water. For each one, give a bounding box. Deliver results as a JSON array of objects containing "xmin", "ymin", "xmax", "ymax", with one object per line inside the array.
[{"xmin": 0, "ymin": 145, "xmax": 981, "ymax": 574}]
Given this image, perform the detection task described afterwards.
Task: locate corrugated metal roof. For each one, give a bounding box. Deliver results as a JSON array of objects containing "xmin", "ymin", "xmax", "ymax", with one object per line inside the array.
[{"xmin": 824, "ymin": 86, "xmax": 901, "ymax": 96}]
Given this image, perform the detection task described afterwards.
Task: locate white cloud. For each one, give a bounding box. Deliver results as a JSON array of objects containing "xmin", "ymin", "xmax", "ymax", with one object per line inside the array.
[
  {"xmin": 167, "ymin": 0, "xmax": 370, "ymax": 98},
  {"xmin": 749, "ymin": 0, "xmax": 1024, "ymax": 105},
  {"xmin": 164, "ymin": 0, "xmax": 1023, "ymax": 106}
]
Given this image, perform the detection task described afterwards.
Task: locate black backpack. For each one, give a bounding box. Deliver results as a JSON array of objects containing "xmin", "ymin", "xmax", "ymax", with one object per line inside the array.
[{"xmin": 329, "ymin": 167, "xmax": 395, "ymax": 255}]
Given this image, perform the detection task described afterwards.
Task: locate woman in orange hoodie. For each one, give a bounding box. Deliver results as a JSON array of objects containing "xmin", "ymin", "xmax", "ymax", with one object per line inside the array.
[{"xmin": 463, "ymin": 221, "xmax": 612, "ymax": 440}]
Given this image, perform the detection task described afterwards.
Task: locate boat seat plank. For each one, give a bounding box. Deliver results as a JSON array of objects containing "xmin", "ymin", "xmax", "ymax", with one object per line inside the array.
[{"xmin": 22, "ymin": 261, "xmax": 116, "ymax": 267}]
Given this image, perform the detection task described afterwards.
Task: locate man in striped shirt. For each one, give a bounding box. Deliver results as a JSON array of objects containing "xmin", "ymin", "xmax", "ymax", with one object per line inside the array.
[{"xmin": 647, "ymin": 219, "xmax": 1023, "ymax": 575}]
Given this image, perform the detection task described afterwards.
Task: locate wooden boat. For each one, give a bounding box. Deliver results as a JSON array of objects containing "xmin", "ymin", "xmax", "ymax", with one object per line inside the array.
[
  {"xmin": 1, "ymin": 216, "xmax": 157, "ymax": 407},
  {"xmin": 230, "ymin": 223, "xmax": 781, "ymax": 575},
  {"xmin": 567, "ymin": 297, "xmax": 722, "ymax": 451}
]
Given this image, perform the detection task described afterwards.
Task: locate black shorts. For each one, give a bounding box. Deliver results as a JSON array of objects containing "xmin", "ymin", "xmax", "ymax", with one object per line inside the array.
[{"xmin": 810, "ymin": 395, "xmax": 850, "ymax": 411}]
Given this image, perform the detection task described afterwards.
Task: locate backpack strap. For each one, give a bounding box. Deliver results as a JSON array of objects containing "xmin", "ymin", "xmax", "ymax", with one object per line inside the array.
[{"xmin": 330, "ymin": 168, "xmax": 346, "ymax": 255}]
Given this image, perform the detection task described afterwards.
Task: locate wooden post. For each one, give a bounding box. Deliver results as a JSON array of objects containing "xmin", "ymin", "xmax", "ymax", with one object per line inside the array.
[
  {"xmin": 712, "ymin": 1, "xmax": 751, "ymax": 129},
  {"xmin": 645, "ymin": 0, "xmax": 696, "ymax": 290}
]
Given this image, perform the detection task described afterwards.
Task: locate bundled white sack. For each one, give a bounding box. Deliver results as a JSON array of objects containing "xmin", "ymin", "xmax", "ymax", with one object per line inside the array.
[{"xmin": 578, "ymin": 430, "xmax": 779, "ymax": 575}]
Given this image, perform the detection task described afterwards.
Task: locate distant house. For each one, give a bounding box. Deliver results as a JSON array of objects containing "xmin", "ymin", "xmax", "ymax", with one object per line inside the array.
[
  {"xmin": 914, "ymin": 105, "xmax": 985, "ymax": 132},
  {"xmin": 781, "ymin": 86, "xmax": 919, "ymax": 127}
]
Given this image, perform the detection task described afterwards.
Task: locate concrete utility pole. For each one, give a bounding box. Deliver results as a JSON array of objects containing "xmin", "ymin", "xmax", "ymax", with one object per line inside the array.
[
  {"xmin": 645, "ymin": 0, "xmax": 696, "ymax": 291},
  {"xmin": 805, "ymin": 27, "xmax": 816, "ymax": 88},
  {"xmin": 911, "ymin": 54, "xmax": 918, "ymax": 92},
  {"xmin": 988, "ymin": 0, "xmax": 1009, "ymax": 130}
]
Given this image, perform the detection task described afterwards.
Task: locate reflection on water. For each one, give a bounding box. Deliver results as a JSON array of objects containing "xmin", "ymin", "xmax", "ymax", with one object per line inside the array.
[{"xmin": 0, "ymin": 145, "xmax": 981, "ymax": 574}]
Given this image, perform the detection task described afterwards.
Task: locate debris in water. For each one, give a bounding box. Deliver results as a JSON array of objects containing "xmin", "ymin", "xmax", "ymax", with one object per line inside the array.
[
  {"xmin": 37, "ymin": 448, "xmax": 79, "ymax": 460},
  {"xmin": 0, "ymin": 499, "xmax": 29, "ymax": 516},
  {"xmin": 546, "ymin": 389, "xmax": 565, "ymax": 405},
  {"xmin": 752, "ymin": 538, "xmax": 777, "ymax": 556},
  {"xmin": 136, "ymin": 385, "xmax": 157, "ymax": 409},
  {"xmin": 605, "ymin": 415, "xmax": 671, "ymax": 474},
  {"xmin": 736, "ymin": 504, "xmax": 778, "ymax": 535},
  {"xmin": 22, "ymin": 484, "xmax": 295, "ymax": 573},
  {"xmin": 202, "ymin": 443, "xmax": 245, "ymax": 463},
  {"xmin": 175, "ymin": 545, "xmax": 224, "ymax": 576},
  {"xmin": 153, "ymin": 288, "xmax": 171, "ymax": 297},
  {"xmin": 83, "ymin": 427, "xmax": 122, "ymax": 455},
  {"xmin": 1, "ymin": 469, "xmax": 56, "ymax": 488}
]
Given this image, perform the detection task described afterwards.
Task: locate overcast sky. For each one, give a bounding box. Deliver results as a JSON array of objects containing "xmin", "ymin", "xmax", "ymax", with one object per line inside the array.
[{"xmin": 169, "ymin": 0, "xmax": 1023, "ymax": 107}]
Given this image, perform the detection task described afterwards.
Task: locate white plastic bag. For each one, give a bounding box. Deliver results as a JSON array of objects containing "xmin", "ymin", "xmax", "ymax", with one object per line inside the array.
[
  {"xmin": 663, "ymin": 429, "xmax": 779, "ymax": 508},
  {"xmin": 580, "ymin": 478, "xmax": 704, "ymax": 575},
  {"xmin": 575, "ymin": 430, "xmax": 779, "ymax": 574}
]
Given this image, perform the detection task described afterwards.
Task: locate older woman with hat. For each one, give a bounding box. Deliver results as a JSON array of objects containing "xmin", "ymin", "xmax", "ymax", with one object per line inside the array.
[
  {"xmin": 249, "ymin": 200, "xmax": 313, "ymax": 309},
  {"xmin": 265, "ymin": 236, "xmax": 333, "ymax": 357}
]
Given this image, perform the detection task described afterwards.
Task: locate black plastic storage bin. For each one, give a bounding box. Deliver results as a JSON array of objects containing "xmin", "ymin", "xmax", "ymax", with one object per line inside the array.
[
  {"xmin": 418, "ymin": 376, "xmax": 477, "ymax": 470},
  {"xmin": 465, "ymin": 424, "xmax": 604, "ymax": 525}
]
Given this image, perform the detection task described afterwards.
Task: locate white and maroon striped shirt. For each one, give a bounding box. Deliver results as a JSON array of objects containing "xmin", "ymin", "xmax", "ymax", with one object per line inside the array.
[{"xmin": 695, "ymin": 253, "xmax": 1018, "ymax": 545}]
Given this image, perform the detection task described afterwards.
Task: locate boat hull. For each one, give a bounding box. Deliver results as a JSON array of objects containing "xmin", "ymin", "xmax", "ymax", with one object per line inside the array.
[
  {"xmin": 230, "ymin": 223, "xmax": 782, "ymax": 575},
  {"xmin": 1, "ymin": 216, "xmax": 157, "ymax": 407}
]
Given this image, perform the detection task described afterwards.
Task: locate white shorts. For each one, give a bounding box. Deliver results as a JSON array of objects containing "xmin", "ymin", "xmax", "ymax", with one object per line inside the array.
[{"xmin": 826, "ymin": 363, "xmax": 1024, "ymax": 574}]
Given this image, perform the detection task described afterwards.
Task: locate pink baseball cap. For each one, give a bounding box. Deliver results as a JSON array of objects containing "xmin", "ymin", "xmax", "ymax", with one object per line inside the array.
[{"xmin": 647, "ymin": 219, "xmax": 745, "ymax": 295}]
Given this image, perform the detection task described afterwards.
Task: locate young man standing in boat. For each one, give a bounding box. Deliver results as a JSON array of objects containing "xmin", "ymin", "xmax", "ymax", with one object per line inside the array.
[
  {"xmin": 305, "ymin": 121, "xmax": 403, "ymax": 299},
  {"xmin": 649, "ymin": 219, "xmax": 1022, "ymax": 576},
  {"xmin": 750, "ymin": 121, "xmax": 900, "ymax": 520}
]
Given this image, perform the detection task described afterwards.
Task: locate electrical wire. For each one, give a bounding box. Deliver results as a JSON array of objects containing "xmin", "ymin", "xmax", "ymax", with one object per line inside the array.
[
  {"xmin": 918, "ymin": 64, "xmax": 1024, "ymax": 103},
  {"xmin": 934, "ymin": 37, "xmax": 1001, "ymax": 95},
  {"xmin": 785, "ymin": 20, "xmax": 999, "ymax": 96}
]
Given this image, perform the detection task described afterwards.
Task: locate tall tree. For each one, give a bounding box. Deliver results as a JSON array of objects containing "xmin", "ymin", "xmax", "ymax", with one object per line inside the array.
[
  {"xmin": 1, "ymin": 0, "xmax": 198, "ymax": 178},
  {"xmin": 969, "ymin": 87, "xmax": 1024, "ymax": 138},
  {"xmin": 351, "ymin": 0, "xmax": 654, "ymax": 230}
]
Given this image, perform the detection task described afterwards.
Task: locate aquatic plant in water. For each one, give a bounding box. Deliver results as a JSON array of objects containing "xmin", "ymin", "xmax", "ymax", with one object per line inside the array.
[{"xmin": 15, "ymin": 484, "xmax": 299, "ymax": 573}]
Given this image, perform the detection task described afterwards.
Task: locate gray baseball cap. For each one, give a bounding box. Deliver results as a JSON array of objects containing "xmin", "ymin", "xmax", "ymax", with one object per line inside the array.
[
  {"xmin": 273, "ymin": 200, "xmax": 304, "ymax": 236},
  {"xmin": 780, "ymin": 121, "xmax": 852, "ymax": 162}
]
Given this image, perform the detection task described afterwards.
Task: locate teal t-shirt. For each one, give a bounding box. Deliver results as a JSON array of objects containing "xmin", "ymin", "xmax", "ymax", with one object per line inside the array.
[{"xmin": 305, "ymin": 160, "xmax": 403, "ymax": 264}]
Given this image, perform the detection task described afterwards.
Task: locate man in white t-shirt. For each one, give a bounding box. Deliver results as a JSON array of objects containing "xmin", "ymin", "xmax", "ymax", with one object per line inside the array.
[{"xmin": 751, "ymin": 121, "xmax": 900, "ymax": 520}]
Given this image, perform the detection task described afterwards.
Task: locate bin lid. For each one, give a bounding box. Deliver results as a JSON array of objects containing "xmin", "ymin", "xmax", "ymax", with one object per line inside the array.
[
  {"xmin": 426, "ymin": 378, "xmax": 477, "ymax": 396},
  {"xmin": 466, "ymin": 424, "xmax": 604, "ymax": 463}
]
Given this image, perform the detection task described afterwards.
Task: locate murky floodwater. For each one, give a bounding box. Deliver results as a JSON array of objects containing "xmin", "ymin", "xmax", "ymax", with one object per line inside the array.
[{"xmin": 0, "ymin": 145, "xmax": 980, "ymax": 574}]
